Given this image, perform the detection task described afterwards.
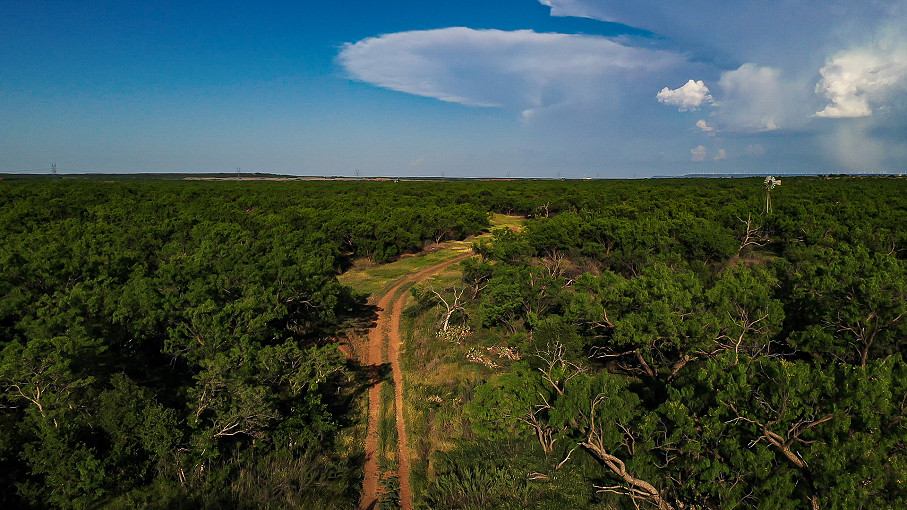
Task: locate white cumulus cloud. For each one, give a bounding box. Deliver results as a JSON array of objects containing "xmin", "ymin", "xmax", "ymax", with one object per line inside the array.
[
  {"xmin": 815, "ymin": 43, "xmax": 907, "ymax": 118},
  {"xmin": 541, "ymin": 1, "xmax": 905, "ymax": 126},
  {"xmin": 339, "ymin": 28, "xmax": 686, "ymax": 114},
  {"xmin": 714, "ymin": 148, "xmax": 727, "ymax": 160},
  {"xmin": 656, "ymin": 79, "xmax": 712, "ymax": 111},
  {"xmin": 715, "ymin": 63, "xmax": 810, "ymax": 132},
  {"xmin": 338, "ymin": 1, "xmax": 907, "ymax": 173}
]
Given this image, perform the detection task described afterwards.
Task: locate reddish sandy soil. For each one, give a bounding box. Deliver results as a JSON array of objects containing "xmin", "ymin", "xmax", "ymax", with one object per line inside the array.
[{"xmin": 359, "ymin": 254, "xmax": 471, "ymax": 510}]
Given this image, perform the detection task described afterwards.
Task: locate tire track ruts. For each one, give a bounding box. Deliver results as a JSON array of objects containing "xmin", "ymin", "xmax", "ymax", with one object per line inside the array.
[{"xmin": 360, "ymin": 253, "xmax": 471, "ymax": 510}]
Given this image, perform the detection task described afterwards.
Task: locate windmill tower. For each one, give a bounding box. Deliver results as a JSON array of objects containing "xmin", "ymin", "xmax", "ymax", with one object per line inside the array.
[{"xmin": 764, "ymin": 176, "xmax": 780, "ymax": 214}]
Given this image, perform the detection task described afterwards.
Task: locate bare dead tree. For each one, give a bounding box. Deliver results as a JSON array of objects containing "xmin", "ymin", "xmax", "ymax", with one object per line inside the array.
[
  {"xmin": 556, "ymin": 446, "xmax": 577, "ymax": 470},
  {"xmin": 536, "ymin": 342, "xmax": 586, "ymax": 395},
  {"xmin": 582, "ymin": 395, "xmax": 676, "ymax": 510},
  {"xmin": 738, "ymin": 214, "xmax": 767, "ymax": 255},
  {"xmin": 5, "ymin": 383, "xmax": 46, "ymax": 417},
  {"xmin": 584, "ymin": 307, "xmax": 615, "ymax": 332},
  {"xmin": 716, "ymin": 307, "xmax": 773, "ymax": 361},
  {"xmin": 427, "ymin": 285, "xmax": 467, "ymax": 331},
  {"xmin": 508, "ymin": 343, "xmax": 588, "ymax": 455},
  {"xmin": 540, "ymin": 249, "xmax": 569, "ymax": 279},
  {"xmin": 517, "ymin": 404, "xmax": 561, "ymax": 454},
  {"xmin": 830, "ymin": 310, "xmax": 902, "ymax": 367},
  {"xmin": 726, "ymin": 402, "xmax": 836, "ymax": 470}
]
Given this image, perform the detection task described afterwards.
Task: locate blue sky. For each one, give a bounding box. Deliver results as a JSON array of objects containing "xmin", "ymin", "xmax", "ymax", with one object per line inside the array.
[{"xmin": 2, "ymin": 1, "xmax": 905, "ymax": 177}]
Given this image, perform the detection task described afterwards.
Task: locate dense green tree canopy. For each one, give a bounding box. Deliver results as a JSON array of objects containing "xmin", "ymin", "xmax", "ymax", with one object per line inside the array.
[
  {"xmin": 435, "ymin": 176, "xmax": 907, "ymax": 509},
  {"xmin": 2, "ymin": 175, "xmax": 905, "ymax": 509},
  {"xmin": 0, "ymin": 178, "xmax": 493, "ymax": 508}
]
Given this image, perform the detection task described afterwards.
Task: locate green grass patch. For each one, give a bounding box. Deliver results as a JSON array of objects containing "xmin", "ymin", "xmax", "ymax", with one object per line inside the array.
[
  {"xmin": 378, "ymin": 374, "xmax": 401, "ymax": 509},
  {"xmin": 339, "ymin": 212, "xmax": 528, "ymax": 508},
  {"xmin": 486, "ymin": 213, "xmax": 525, "ymax": 232},
  {"xmin": 379, "ymin": 377, "xmax": 398, "ymax": 467},
  {"xmin": 339, "ymin": 213, "xmax": 523, "ymax": 297},
  {"xmin": 419, "ymin": 438, "xmax": 614, "ymax": 510},
  {"xmin": 339, "ymin": 248, "xmax": 468, "ymax": 297},
  {"xmin": 399, "ymin": 281, "xmax": 510, "ymax": 508}
]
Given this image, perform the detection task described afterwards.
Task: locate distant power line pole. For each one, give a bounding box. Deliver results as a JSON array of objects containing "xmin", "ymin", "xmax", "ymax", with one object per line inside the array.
[
  {"xmin": 51, "ymin": 163, "xmax": 58, "ymax": 181},
  {"xmin": 236, "ymin": 167, "xmax": 241, "ymax": 179}
]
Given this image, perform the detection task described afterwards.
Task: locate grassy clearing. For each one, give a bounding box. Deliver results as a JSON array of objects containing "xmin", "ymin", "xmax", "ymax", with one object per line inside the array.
[
  {"xmin": 403, "ymin": 310, "xmax": 478, "ymax": 505},
  {"xmin": 399, "ymin": 270, "xmax": 527, "ymax": 507},
  {"xmin": 338, "ymin": 214, "xmax": 524, "ymax": 298},
  {"xmin": 379, "ymin": 377, "xmax": 398, "ymax": 467},
  {"xmin": 378, "ymin": 370, "xmax": 400, "ymax": 508},
  {"xmin": 485, "ymin": 213, "xmax": 525, "ymax": 232},
  {"xmin": 390, "ymin": 215, "xmax": 529, "ymax": 507},
  {"xmin": 338, "ymin": 214, "xmax": 526, "ymax": 507},
  {"xmin": 339, "ymin": 248, "xmax": 469, "ymax": 297}
]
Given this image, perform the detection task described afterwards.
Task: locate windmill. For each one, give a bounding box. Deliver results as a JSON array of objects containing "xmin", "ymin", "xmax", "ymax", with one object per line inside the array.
[{"xmin": 764, "ymin": 176, "xmax": 781, "ymax": 214}]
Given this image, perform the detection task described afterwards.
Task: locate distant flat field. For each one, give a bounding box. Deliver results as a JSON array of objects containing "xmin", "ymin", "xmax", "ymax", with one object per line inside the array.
[{"xmin": 183, "ymin": 176, "xmax": 482, "ymax": 181}]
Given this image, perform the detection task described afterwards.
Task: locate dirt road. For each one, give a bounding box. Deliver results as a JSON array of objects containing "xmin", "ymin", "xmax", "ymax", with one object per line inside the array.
[{"xmin": 360, "ymin": 253, "xmax": 471, "ymax": 510}]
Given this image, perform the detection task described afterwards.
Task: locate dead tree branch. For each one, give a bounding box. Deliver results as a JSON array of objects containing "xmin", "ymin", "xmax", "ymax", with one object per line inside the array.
[{"xmin": 582, "ymin": 395, "xmax": 676, "ymax": 510}]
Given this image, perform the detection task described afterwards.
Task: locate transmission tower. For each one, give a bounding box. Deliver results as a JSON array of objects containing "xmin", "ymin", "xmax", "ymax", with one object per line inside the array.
[{"xmin": 51, "ymin": 163, "xmax": 58, "ymax": 181}]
